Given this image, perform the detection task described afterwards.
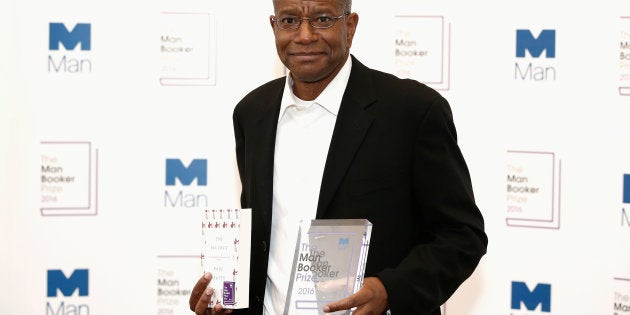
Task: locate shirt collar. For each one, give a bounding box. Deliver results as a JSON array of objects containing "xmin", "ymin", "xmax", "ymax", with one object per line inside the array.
[{"xmin": 278, "ymin": 56, "xmax": 353, "ymax": 122}]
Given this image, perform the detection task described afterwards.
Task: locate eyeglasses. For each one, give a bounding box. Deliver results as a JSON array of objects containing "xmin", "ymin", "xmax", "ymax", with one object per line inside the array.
[{"xmin": 272, "ymin": 12, "xmax": 350, "ymax": 30}]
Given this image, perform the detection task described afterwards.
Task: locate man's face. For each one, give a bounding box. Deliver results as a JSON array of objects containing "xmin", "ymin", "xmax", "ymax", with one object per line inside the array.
[{"xmin": 270, "ymin": 0, "xmax": 357, "ymax": 84}]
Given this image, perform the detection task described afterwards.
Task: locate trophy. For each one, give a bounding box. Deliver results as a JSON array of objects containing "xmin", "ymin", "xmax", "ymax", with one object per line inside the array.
[{"xmin": 284, "ymin": 219, "xmax": 372, "ymax": 315}]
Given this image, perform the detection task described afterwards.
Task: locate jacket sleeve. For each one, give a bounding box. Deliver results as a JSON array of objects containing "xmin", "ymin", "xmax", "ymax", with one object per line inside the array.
[
  {"xmin": 376, "ymin": 96, "xmax": 488, "ymax": 314},
  {"xmin": 232, "ymin": 105, "xmax": 248, "ymax": 208}
]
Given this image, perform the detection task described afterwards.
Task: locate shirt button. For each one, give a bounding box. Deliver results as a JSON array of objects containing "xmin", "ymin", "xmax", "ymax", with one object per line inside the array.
[{"xmin": 261, "ymin": 241, "xmax": 267, "ymax": 252}]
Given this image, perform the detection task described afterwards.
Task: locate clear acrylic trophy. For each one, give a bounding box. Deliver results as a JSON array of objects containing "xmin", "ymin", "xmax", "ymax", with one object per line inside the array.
[{"xmin": 284, "ymin": 219, "xmax": 372, "ymax": 315}]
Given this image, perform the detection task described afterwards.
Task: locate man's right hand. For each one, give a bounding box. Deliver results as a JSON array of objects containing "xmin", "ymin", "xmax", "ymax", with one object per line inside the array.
[{"xmin": 189, "ymin": 272, "xmax": 233, "ymax": 315}]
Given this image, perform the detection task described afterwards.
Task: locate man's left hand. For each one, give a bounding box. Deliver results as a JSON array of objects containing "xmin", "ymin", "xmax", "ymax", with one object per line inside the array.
[{"xmin": 323, "ymin": 277, "xmax": 389, "ymax": 315}]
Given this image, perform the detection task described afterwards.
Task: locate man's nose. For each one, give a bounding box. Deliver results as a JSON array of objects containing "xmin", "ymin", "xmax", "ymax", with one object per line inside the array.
[{"xmin": 294, "ymin": 20, "xmax": 319, "ymax": 43}]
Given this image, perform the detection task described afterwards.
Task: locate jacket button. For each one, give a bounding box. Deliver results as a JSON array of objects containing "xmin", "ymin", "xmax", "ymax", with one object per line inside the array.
[{"xmin": 261, "ymin": 241, "xmax": 267, "ymax": 252}]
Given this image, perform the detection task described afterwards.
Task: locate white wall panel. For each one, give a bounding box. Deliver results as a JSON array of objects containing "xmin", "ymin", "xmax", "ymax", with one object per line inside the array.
[{"xmin": 2, "ymin": 0, "xmax": 630, "ymax": 314}]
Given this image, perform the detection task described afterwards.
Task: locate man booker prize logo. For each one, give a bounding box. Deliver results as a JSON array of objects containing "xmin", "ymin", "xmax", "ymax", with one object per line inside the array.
[
  {"xmin": 506, "ymin": 151, "xmax": 562, "ymax": 229},
  {"xmin": 613, "ymin": 277, "xmax": 630, "ymax": 315},
  {"xmin": 40, "ymin": 141, "xmax": 99, "ymax": 216},
  {"xmin": 393, "ymin": 15, "xmax": 451, "ymax": 90},
  {"xmin": 619, "ymin": 17, "xmax": 630, "ymax": 96}
]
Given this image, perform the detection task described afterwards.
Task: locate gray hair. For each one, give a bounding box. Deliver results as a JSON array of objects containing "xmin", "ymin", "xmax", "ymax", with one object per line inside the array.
[
  {"xmin": 341, "ymin": 0, "xmax": 352, "ymax": 12},
  {"xmin": 272, "ymin": 0, "xmax": 351, "ymax": 12}
]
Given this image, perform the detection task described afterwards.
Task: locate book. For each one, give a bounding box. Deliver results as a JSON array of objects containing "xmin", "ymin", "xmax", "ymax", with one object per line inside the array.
[{"xmin": 201, "ymin": 208, "xmax": 251, "ymax": 309}]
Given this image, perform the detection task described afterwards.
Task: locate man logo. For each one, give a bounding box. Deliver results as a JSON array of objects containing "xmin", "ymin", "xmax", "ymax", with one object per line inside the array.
[
  {"xmin": 49, "ymin": 23, "xmax": 91, "ymax": 51},
  {"xmin": 337, "ymin": 237, "xmax": 350, "ymax": 250},
  {"xmin": 623, "ymin": 174, "xmax": 630, "ymax": 204},
  {"xmin": 511, "ymin": 281, "xmax": 551, "ymax": 312},
  {"xmin": 47, "ymin": 269, "xmax": 89, "ymax": 297},
  {"xmin": 165, "ymin": 159, "xmax": 207, "ymax": 186},
  {"xmin": 516, "ymin": 29, "xmax": 555, "ymax": 58},
  {"xmin": 623, "ymin": 174, "xmax": 630, "ymax": 227}
]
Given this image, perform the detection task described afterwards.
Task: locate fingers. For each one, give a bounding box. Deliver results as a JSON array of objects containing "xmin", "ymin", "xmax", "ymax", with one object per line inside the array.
[
  {"xmin": 323, "ymin": 277, "xmax": 388, "ymax": 315},
  {"xmin": 323, "ymin": 290, "xmax": 365, "ymax": 313},
  {"xmin": 189, "ymin": 273, "xmax": 235, "ymax": 314},
  {"xmin": 189, "ymin": 272, "xmax": 212, "ymax": 313},
  {"xmin": 211, "ymin": 303, "xmax": 234, "ymax": 314},
  {"xmin": 324, "ymin": 297, "xmax": 354, "ymax": 313},
  {"xmin": 194, "ymin": 286, "xmax": 214, "ymax": 315}
]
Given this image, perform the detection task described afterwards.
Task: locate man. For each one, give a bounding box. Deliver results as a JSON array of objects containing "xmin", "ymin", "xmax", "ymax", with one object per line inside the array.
[{"xmin": 190, "ymin": 0, "xmax": 487, "ymax": 313}]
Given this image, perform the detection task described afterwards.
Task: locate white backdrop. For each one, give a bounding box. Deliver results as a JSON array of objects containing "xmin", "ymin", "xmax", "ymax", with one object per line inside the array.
[{"xmin": 2, "ymin": 0, "xmax": 630, "ymax": 314}]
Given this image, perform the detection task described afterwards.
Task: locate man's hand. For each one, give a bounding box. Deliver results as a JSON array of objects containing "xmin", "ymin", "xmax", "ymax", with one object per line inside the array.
[
  {"xmin": 323, "ymin": 277, "xmax": 389, "ymax": 315},
  {"xmin": 189, "ymin": 272, "xmax": 233, "ymax": 315}
]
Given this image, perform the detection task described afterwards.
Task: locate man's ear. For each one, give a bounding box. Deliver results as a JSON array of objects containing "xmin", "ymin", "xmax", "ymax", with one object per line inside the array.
[{"xmin": 346, "ymin": 13, "xmax": 359, "ymax": 49}]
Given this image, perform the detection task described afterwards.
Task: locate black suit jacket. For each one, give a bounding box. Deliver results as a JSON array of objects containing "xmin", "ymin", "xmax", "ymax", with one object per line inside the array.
[{"xmin": 232, "ymin": 56, "xmax": 487, "ymax": 314}]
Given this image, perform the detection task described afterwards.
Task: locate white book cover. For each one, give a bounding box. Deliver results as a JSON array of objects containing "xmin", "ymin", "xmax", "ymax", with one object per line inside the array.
[{"xmin": 201, "ymin": 208, "xmax": 251, "ymax": 309}]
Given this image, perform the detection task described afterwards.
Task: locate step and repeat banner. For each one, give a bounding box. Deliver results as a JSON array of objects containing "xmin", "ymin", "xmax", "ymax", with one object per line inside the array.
[{"xmin": 2, "ymin": 0, "xmax": 630, "ymax": 314}]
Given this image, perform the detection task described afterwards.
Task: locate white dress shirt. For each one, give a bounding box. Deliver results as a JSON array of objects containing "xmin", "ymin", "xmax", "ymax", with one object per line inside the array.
[{"xmin": 263, "ymin": 57, "xmax": 352, "ymax": 314}]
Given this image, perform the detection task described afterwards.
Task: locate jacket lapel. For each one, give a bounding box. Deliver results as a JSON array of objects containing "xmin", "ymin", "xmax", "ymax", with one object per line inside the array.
[
  {"xmin": 316, "ymin": 56, "xmax": 377, "ymax": 218},
  {"xmin": 251, "ymin": 79, "xmax": 284, "ymax": 229}
]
